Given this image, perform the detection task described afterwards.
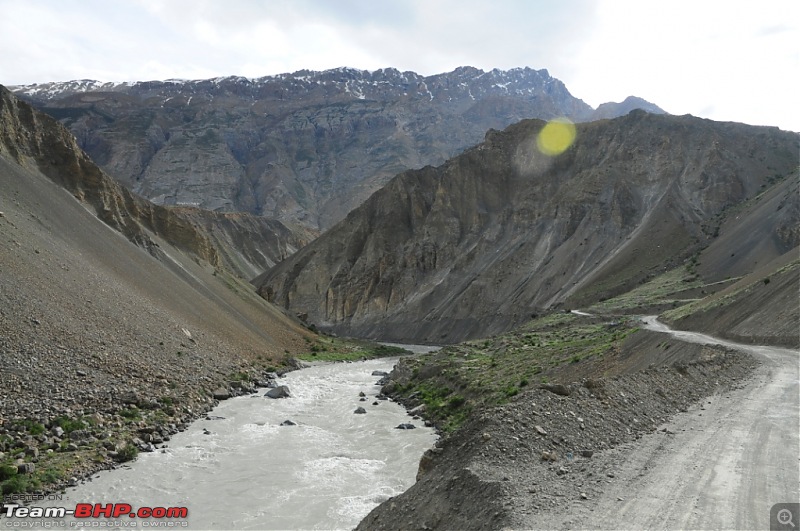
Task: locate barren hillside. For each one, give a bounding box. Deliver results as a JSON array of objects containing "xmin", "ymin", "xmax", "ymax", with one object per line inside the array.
[{"xmin": 256, "ymin": 111, "xmax": 799, "ymax": 343}]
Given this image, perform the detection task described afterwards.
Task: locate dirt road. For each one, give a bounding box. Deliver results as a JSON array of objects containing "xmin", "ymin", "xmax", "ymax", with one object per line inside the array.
[{"xmin": 538, "ymin": 316, "xmax": 799, "ymax": 530}]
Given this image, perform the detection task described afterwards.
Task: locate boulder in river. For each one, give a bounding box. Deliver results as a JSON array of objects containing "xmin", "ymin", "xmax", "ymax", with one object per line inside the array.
[
  {"xmin": 265, "ymin": 386, "xmax": 291, "ymax": 399},
  {"xmin": 354, "ymin": 407, "xmax": 367, "ymax": 414},
  {"xmin": 213, "ymin": 388, "xmax": 231, "ymax": 400},
  {"xmin": 280, "ymin": 420, "xmax": 297, "ymax": 426},
  {"xmin": 372, "ymin": 371, "xmax": 389, "ymax": 377},
  {"xmin": 395, "ymin": 423, "xmax": 416, "ymax": 430}
]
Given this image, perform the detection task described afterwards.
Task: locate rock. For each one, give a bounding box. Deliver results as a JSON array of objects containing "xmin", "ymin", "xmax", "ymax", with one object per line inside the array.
[
  {"xmin": 265, "ymin": 386, "xmax": 291, "ymax": 399},
  {"xmin": 556, "ymin": 467, "xmax": 568, "ymax": 476},
  {"xmin": 580, "ymin": 492, "xmax": 588, "ymax": 500},
  {"xmin": 482, "ymin": 432, "xmax": 491, "ymax": 441},
  {"xmin": 359, "ymin": 397, "xmax": 366, "ymax": 402},
  {"xmin": 70, "ymin": 429, "xmax": 89, "ymax": 440},
  {"xmin": 417, "ymin": 449, "xmax": 437, "ymax": 480},
  {"xmin": 409, "ymin": 404, "xmax": 427, "ymax": 415},
  {"xmin": 24, "ymin": 446, "xmax": 38, "ymax": 458},
  {"xmin": 66, "ymin": 443, "xmax": 79, "ymax": 452},
  {"xmin": 358, "ymin": 391, "xmax": 366, "ymax": 397},
  {"xmin": 581, "ymin": 450, "xmax": 594, "ymax": 458},
  {"xmin": 534, "ymin": 425, "xmax": 548, "ymax": 436},
  {"xmin": 212, "ymin": 388, "xmax": 231, "ymax": 400},
  {"xmin": 17, "ymin": 463, "xmax": 35, "ymax": 474},
  {"xmin": 541, "ymin": 383, "xmax": 571, "ymax": 396},
  {"xmin": 395, "ymin": 423, "xmax": 416, "ymax": 430},
  {"xmin": 51, "ymin": 426, "xmax": 65, "ymax": 438},
  {"xmin": 354, "ymin": 407, "xmax": 367, "ymax": 414},
  {"xmin": 372, "ymin": 371, "xmax": 389, "ymax": 377},
  {"xmin": 119, "ymin": 391, "xmax": 140, "ymax": 405},
  {"xmin": 280, "ymin": 420, "xmax": 296, "ymax": 426},
  {"xmin": 541, "ymin": 451, "xmax": 558, "ymax": 462}
]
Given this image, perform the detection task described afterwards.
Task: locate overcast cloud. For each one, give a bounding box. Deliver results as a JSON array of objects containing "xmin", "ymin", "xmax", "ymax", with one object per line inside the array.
[{"xmin": 1, "ymin": 0, "xmax": 797, "ymax": 130}]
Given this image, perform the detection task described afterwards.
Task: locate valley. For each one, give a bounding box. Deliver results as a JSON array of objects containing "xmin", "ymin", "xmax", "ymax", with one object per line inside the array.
[{"xmin": 1, "ymin": 64, "xmax": 798, "ymax": 531}]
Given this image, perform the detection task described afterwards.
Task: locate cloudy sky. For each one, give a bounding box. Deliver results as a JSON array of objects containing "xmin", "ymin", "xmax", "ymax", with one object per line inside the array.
[{"xmin": 1, "ymin": 0, "xmax": 798, "ymax": 130}]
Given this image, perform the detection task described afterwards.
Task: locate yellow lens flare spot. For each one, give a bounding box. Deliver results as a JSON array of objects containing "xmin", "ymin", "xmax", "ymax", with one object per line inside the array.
[{"xmin": 536, "ymin": 118, "xmax": 577, "ymax": 156}]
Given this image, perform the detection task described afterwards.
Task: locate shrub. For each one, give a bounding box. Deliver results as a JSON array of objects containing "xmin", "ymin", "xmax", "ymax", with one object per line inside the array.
[
  {"xmin": 53, "ymin": 416, "xmax": 86, "ymax": 434},
  {"xmin": 0, "ymin": 464, "xmax": 18, "ymax": 481},
  {"xmin": 447, "ymin": 395, "xmax": 466, "ymax": 408},
  {"xmin": 19, "ymin": 420, "xmax": 45, "ymax": 436},
  {"xmin": 117, "ymin": 444, "xmax": 139, "ymax": 462}
]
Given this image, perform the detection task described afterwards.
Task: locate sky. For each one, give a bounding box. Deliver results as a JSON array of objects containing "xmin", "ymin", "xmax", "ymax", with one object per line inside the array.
[{"xmin": 1, "ymin": 0, "xmax": 798, "ymax": 131}]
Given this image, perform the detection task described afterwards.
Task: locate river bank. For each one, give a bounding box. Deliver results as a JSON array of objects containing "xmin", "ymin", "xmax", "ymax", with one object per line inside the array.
[{"xmin": 358, "ymin": 317, "xmax": 791, "ymax": 530}]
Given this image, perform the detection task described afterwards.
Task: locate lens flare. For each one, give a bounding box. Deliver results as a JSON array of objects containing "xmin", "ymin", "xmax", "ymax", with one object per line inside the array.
[{"xmin": 536, "ymin": 118, "xmax": 576, "ymax": 156}]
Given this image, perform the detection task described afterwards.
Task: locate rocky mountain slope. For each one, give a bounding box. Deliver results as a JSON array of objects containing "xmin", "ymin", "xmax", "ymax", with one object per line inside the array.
[
  {"xmin": 256, "ymin": 111, "xmax": 799, "ymax": 343},
  {"xmin": 0, "ymin": 85, "xmax": 315, "ymax": 491},
  {"xmin": 11, "ymin": 67, "xmax": 663, "ymax": 229},
  {"xmin": 0, "ymin": 84, "xmax": 312, "ymax": 279}
]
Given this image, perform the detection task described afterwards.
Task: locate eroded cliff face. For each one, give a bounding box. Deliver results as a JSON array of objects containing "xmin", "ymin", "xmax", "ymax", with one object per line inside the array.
[
  {"xmin": 12, "ymin": 67, "xmax": 662, "ymax": 230},
  {"xmin": 256, "ymin": 111, "xmax": 799, "ymax": 343},
  {"xmin": 0, "ymin": 85, "xmax": 312, "ymax": 279}
]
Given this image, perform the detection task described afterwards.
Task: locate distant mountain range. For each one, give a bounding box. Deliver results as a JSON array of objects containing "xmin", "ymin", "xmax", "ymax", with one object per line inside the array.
[{"xmin": 10, "ymin": 67, "xmax": 665, "ymax": 230}]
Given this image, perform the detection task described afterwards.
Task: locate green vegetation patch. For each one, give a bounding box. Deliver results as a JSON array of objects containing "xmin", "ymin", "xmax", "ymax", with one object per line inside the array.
[
  {"xmin": 586, "ymin": 267, "xmax": 714, "ymax": 314},
  {"xmin": 296, "ymin": 337, "xmax": 412, "ymax": 362},
  {"xmin": 389, "ymin": 312, "xmax": 638, "ymax": 432}
]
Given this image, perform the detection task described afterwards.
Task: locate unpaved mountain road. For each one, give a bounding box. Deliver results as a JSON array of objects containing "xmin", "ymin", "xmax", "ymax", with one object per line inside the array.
[{"xmin": 531, "ymin": 316, "xmax": 799, "ymax": 530}]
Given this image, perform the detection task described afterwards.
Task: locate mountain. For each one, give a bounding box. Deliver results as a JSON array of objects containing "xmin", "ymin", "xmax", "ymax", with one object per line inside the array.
[
  {"xmin": 0, "ymin": 84, "xmax": 314, "ymax": 450},
  {"xmin": 660, "ymin": 168, "xmax": 800, "ymax": 347},
  {"xmin": 0, "ymin": 83, "xmax": 313, "ymax": 280},
  {"xmin": 255, "ymin": 111, "xmax": 799, "ymax": 343},
  {"xmin": 591, "ymin": 95, "xmax": 666, "ymax": 121},
  {"xmin": 11, "ymin": 67, "xmax": 662, "ymax": 230}
]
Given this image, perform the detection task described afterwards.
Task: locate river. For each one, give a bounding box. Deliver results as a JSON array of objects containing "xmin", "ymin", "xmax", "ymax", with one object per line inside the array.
[{"xmin": 33, "ymin": 356, "xmax": 438, "ymax": 530}]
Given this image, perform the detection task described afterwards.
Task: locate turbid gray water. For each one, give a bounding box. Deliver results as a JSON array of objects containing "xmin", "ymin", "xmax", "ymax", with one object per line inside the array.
[{"xmin": 33, "ymin": 357, "xmax": 438, "ymax": 530}]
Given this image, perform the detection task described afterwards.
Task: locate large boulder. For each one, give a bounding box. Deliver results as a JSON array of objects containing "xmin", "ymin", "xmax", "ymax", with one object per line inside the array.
[
  {"xmin": 212, "ymin": 388, "xmax": 231, "ymax": 400},
  {"xmin": 265, "ymin": 386, "xmax": 291, "ymax": 399}
]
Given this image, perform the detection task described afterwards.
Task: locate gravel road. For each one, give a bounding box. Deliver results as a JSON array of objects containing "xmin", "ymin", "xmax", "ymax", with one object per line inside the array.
[{"xmin": 537, "ymin": 316, "xmax": 799, "ymax": 530}]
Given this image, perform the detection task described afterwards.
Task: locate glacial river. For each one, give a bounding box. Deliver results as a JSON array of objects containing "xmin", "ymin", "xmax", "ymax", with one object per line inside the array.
[{"xmin": 33, "ymin": 356, "xmax": 438, "ymax": 530}]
